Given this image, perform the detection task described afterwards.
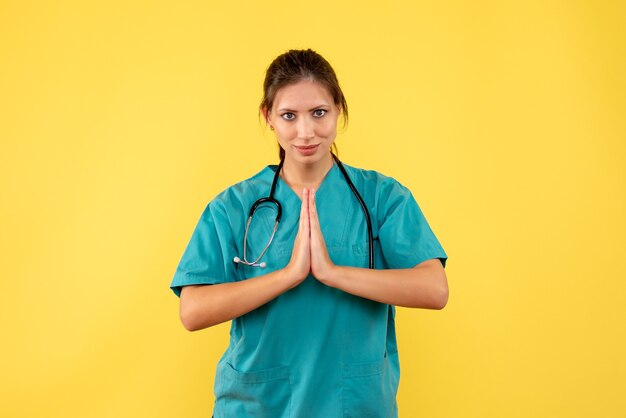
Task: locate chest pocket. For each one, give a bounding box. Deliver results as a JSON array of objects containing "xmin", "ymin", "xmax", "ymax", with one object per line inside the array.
[{"xmin": 329, "ymin": 240, "xmax": 370, "ymax": 269}]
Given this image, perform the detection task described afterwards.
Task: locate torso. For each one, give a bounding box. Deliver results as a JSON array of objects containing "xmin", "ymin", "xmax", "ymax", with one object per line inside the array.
[{"xmin": 211, "ymin": 162, "xmax": 400, "ymax": 417}]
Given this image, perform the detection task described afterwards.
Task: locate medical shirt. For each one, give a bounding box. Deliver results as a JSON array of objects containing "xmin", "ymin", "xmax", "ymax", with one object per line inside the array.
[{"xmin": 170, "ymin": 162, "xmax": 448, "ymax": 418}]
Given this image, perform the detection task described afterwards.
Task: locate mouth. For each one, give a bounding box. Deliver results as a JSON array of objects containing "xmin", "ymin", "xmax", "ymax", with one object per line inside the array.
[{"xmin": 293, "ymin": 144, "xmax": 320, "ymax": 156}]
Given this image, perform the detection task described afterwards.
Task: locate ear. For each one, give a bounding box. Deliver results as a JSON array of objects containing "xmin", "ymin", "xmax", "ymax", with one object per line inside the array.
[
  {"xmin": 260, "ymin": 106, "xmax": 270, "ymax": 124},
  {"xmin": 335, "ymin": 102, "xmax": 343, "ymax": 117}
]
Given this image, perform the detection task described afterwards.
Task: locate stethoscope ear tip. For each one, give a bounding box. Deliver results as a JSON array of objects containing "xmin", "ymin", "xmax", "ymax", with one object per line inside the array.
[
  {"xmin": 259, "ymin": 262, "xmax": 266, "ymax": 268},
  {"xmin": 233, "ymin": 256, "xmax": 241, "ymax": 263}
]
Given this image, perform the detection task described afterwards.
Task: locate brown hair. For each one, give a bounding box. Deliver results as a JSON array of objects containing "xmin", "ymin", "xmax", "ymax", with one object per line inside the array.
[{"xmin": 260, "ymin": 49, "xmax": 348, "ymax": 160}]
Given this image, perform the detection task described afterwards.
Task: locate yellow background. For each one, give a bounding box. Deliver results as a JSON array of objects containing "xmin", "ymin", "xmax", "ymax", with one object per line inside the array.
[{"xmin": 1, "ymin": 1, "xmax": 625, "ymax": 417}]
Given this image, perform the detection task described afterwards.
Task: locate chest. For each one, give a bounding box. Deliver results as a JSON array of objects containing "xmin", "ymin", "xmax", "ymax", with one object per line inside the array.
[{"xmin": 239, "ymin": 189, "xmax": 374, "ymax": 279}]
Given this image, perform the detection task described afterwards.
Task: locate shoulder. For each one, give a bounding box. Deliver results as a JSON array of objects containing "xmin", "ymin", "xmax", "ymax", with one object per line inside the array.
[
  {"xmin": 204, "ymin": 165, "xmax": 275, "ymax": 215},
  {"xmin": 339, "ymin": 162, "xmax": 410, "ymax": 198},
  {"xmin": 339, "ymin": 161, "xmax": 418, "ymax": 222}
]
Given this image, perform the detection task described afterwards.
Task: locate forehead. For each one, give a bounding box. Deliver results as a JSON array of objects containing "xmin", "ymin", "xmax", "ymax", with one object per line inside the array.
[{"xmin": 273, "ymin": 80, "xmax": 334, "ymax": 110}]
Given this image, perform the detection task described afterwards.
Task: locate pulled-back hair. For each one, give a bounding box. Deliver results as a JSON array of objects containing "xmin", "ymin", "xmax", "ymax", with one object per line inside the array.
[{"xmin": 260, "ymin": 49, "xmax": 348, "ymax": 160}]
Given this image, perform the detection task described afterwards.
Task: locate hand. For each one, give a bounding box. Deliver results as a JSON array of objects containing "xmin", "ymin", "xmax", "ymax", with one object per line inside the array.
[
  {"xmin": 308, "ymin": 188, "xmax": 337, "ymax": 284},
  {"xmin": 284, "ymin": 188, "xmax": 311, "ymax": 288}
]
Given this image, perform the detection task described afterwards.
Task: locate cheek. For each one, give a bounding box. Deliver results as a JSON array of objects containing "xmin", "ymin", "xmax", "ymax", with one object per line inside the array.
[
  {"xmin": 275, "ymin": 124, "xmax": 296, "ymax": 140},
  {"xmin": 317, "ymin": 120, "xmax": 338, "ymax": 138}
]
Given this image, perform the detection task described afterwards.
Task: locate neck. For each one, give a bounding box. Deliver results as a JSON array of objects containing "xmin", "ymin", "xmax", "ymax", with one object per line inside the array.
[{"xmin": 280, "ymin": 153, "xmax": 334, "ymax": 191}]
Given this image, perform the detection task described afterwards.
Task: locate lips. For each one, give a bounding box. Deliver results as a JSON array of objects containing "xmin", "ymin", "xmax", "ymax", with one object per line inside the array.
[{"xmin": 294, "ymin": 144, "xmax": 320, "ymax": 156}]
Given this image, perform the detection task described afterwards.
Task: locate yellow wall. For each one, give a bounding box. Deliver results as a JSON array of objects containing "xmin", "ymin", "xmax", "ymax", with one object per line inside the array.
[{"xmin": 1, "ymin": 1, "xmax": 625, "ymax": 417}]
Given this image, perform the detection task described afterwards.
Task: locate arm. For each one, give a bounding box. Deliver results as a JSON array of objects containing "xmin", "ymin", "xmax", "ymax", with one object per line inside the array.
[
  {"xmin": 315, "ymin": 259, "xmax": 448, "ymax": 309},
  {"xmin": 180, "ymin": 268, "xmax": 296, "ymax": 331},
  {"xmin": 178, "ymin": 189, "xmax": 313, "ymax": 331},
  {"xmin": 308, "ymin": 188, "xmax": 449, "ymax": 309}
]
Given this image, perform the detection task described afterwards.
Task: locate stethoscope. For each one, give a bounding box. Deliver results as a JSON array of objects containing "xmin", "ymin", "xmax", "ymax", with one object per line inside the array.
[{"xmin": 233, "ymin": 154, "xmax": 374, "ymax": 269}]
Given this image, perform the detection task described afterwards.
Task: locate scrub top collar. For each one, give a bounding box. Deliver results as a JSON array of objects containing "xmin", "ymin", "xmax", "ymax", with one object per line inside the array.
[{"xmin": 265, "ymin": 160, "xmax": 341, "ymax": 203}]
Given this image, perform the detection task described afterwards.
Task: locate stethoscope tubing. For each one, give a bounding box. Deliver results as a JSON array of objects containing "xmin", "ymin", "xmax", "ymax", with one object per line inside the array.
[
  {"xmin": 332, "ymin": 154, "xmax": 374, "ymax": 269},
  {"xmin": 234, "ymin": 155, "xmax": 374, "ymax": 270},
  {"xmin": 234, "ymin": 159, "xmax": 285, "ymax": 268}
]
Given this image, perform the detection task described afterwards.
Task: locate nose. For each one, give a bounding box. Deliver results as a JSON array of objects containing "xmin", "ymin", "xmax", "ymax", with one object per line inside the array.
[{"xmin": 296, "ymin": 117, "xmax": 315, "ymax": 141}]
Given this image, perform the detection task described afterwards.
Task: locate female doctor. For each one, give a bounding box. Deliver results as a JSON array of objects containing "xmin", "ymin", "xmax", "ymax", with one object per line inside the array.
[{"xmin": 170, "ymin": 49, "xmax": 449, "ymax": 418}]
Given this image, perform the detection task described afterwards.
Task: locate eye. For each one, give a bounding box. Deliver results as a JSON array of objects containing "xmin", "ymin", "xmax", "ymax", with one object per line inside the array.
[
  {"xmin": 281, "ymin": 112, "xmax": 295, "ymax": 121},
  {"xmin": 313, "ymin": 109, "xmax": 327, "ymax": 118}
]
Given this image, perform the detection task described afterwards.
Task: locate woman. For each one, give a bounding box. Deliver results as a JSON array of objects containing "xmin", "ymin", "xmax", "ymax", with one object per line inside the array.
[{"xmin": 170, "ymin": 49, "xmax": 449, "ymax": 418}]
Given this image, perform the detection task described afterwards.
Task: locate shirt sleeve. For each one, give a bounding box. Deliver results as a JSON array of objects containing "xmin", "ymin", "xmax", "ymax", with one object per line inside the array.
[
  {"xmin": 169, "ymin": 199, "xmax": 238, "ymax": 297},
  {"xmin": 376, "ymin": 179, "xmax": 448, "ymax": 269}
]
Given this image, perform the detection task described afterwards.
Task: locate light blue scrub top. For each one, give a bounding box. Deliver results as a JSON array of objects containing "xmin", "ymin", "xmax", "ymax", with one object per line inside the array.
[{"xmin": 170, "ymin": 162, "xmax": 448, "ymax": 418}]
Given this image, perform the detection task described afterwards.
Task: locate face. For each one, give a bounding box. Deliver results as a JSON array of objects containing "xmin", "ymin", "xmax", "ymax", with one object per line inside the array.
[{"xmin": 265, "ymin": 79, "xmax": 341, "ymax": 166}]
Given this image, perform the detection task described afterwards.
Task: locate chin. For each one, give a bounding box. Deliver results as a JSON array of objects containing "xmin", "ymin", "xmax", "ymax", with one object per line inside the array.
[{"xmin": 290, "ymin": 151, "xmax": 331, "ymax": 166}]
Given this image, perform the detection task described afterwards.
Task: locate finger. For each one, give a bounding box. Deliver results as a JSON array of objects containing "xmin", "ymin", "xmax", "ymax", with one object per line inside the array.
[
  {"xmin": 299, "ymin": 188, "xmax": 308, "ymax": 230},
  {"xmin": 303, "ymin": 188, "xmax": 310, "ymax": 229},
  {"xmin": 309, "ymin": 188, "xmax": 320, "ymax": 232},
  {"xmin": 309, "ymin": 191, "xmax": 325, "ymax": 256},
  {"xmin": 308, "ymin": 188, "xmax": 334, "ymax": 281}
]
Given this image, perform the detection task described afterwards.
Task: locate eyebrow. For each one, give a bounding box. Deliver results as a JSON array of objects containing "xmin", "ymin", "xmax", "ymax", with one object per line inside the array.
[{"xmin": 277, "ymin": 105, "xmax": 330, "ymax": 112}]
